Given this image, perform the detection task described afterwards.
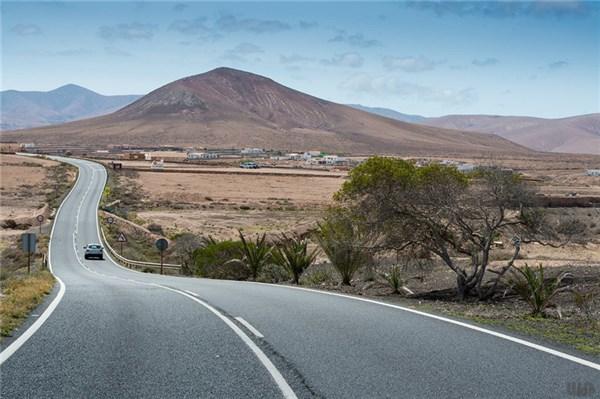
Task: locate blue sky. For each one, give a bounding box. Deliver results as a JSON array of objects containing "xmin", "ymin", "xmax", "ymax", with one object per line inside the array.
[{"xmin": 2, "ymin": 1, "xmax": 599, "ymax": 118}]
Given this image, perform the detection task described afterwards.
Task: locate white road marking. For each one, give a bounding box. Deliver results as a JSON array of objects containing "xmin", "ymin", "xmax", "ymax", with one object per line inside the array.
[
  {"xmin": 0, "ymin": 163, "xmax": 81, "ymax": 365},
  {"xmin": 243, "ymin": 281, "xmax": 600, "ymax": 372},
  {"xmin": 235, "ymin": 317, "xmax": 265, "ymax": 338},
  {"xmin": 163, "ymin": 288, "xmax": 294, "ymax": 398}
]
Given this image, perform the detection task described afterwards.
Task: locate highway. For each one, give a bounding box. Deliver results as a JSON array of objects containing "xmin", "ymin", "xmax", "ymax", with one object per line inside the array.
[{"xmin": 1, "ymin": 158, "xmax": 598, "ymax": 398}]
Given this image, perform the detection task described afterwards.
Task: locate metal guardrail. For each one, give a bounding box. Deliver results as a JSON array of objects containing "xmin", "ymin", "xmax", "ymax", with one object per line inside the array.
[{"xmin": 99, "ymin": 226, "xmax": 182, "ymax": 273}]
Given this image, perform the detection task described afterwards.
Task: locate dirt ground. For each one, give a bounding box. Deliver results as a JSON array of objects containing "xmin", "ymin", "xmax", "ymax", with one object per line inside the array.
[
  {"xmin": 128, "ymin": 170, "xmax": 340, "ymax": 239},
  {"xmin": 0, "ymin": 154, "xmax": 59, "ymax": 241}
]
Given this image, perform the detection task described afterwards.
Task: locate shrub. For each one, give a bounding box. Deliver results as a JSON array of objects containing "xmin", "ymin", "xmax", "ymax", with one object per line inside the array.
[
  {"xmin": 229, "ymin": 231, "xmax": 272, "ymax": 280},
  {"xmin": 1, "ymin": 219, "xmax": 17, "ymax": 229},
  {"xmin": 508, "ymin": 263, "xmax": 571, "ymax": 317},
  {"xmin": 301, "ymin": 268, "xmax": 334, "ymax": 286},
  {"xmin": 272, "ymin": 234, "xmax": 318, "ymax": 284},
  {"xmin": 147, "ymin": 223, "xmax": 165, "ymax": 236},
  {"xmin": 380, "ymin": 265, "xmax": 404, "ymax": 294},
  {"xmin": 194, "ymin": 240, "xmax": 249, "ymax": 280},
  {"xmin": 313, "ymin": 209, "xmax": 372, "ymax": 285},
  {"xmin": 572, "ymin": 290, "xmax": 596, "ymax": 322},
  {"xmin": 257, "ymin": 263, "xmax": 291, "ymax": 283}
]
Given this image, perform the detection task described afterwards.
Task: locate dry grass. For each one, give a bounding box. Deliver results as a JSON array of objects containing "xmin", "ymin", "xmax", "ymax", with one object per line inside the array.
[{"xmin": 0, "ymin": 270, "xmax": 55, "ymax": 337}]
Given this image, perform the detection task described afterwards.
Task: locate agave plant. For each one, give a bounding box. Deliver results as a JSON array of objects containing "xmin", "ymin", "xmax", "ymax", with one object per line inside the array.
[
  {"xmin": 229, "ymin": 231, "xmax": 272, "ymax": 280},
  {"xmin": 508, "ymin": 263, "xmax": 572, "ymax": 317},
  {"xmin": 379, "ymin": 265, "xmax": 404, "ymax": 294},
  {"xmin": 273, "ymin": 234, "xmax": 318, "ymax": 284}
]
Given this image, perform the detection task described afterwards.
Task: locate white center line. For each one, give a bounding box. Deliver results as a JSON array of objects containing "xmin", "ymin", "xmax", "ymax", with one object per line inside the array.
[{"xmin": 235, "ymin": 317, "xmax": 265, "ymax": 338}]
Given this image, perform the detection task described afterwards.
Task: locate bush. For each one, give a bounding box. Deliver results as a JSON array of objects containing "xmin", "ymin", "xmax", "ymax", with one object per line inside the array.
[
  {"xmin": 257, "ymin": 263, "xmax": 291, "ymax": 283},
  {"xmin": 231, "ymin": 231, "xmax": 272, "ymax": 280},
  {"xmin": 508, "ymin": 263, "xmax": 571, "ymax": 317},
  {"xmin": 147, "ymin": 223, "xmax": 165, "ymax": 236},
  {"xmin": 272, "ymin": 234, "xmax": 318, "ymax": 284},
  {"xmin": 301, "ymin": 268, "xmax": 334, "ymax": 286},
  {"xmin": 1, "ymin": 219, "xmax": 17, "ymax": 229},
  {"xmin": 380, "ymin": 265, "xmax": 404, "ymax": 294},
  {"xmin": 194, "ymin": 240, "xmax": 249, "ymax": 280}
]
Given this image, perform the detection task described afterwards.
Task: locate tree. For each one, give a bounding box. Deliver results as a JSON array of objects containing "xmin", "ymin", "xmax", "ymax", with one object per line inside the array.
[
  {"xmin": 230, "ymin": 231, "xmax": 273, "ymax": 280},
  {"xmin": 272, "ymin": 234, "xmax": 318, "ymax": 284},
  {"xmin": 337, "ymin": 157, "xmax": 584, "ymax": 300},
  {"xmin": 173, "ymin": 233, "xmax": 202, "ymax": 275},
  {"xmin": 314, "ymin": 207, "xmax": 374, "ymax": 285}
]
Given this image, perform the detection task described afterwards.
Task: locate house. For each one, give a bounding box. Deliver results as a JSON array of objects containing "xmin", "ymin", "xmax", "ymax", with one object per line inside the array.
[
  {"xmin": 187, "ymin": 152, "xmax": 218, "ymax": 160},
  {"xmin": 241, "ymin": 147, "xmax": 264, "ymax": 155},
  {"xmin": 586, "ymin": 169, "xmax": 600, "ymax": 176},
  {"xmin": 302, "ymin": 151, "xmax": 321, "ymax": 160},
  {"xmin": 287, "ymin": 153, "xmax": 302, "ymax": 161}
]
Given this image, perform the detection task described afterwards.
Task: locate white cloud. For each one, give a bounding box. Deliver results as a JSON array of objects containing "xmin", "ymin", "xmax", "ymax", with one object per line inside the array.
[
  {"xmin": 321, "ymin": 52, "xmax": 364, "ymax": 68},
  {"xmin": 383, "ymin": 56, "xmax": 443, "ymax": 72}
]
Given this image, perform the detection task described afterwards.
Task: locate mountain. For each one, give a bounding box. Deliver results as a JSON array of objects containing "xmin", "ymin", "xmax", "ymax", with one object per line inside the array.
[
  {"xmin": 349, "ymin": 105, "xmax": 600, "ymax": 155},
  {"xmin": 346, "ymin": 104, "xmax": 426, "ymax": 124},
  {"xmin": 0, "ymin": 84, "xmax": 141, "ymax": 130},
  {"xmin": 1, "ymin": 68, "xmax": 529, "ymax": 156},
  {"xmin": 422, "ymin": 114, "xmax": 600, "ymax": 155}
]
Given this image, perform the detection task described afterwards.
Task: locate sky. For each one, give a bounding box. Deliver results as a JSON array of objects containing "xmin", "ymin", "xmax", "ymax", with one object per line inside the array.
[{"xmin": 1, "ymin": 1, "xmax": 599, "ymax": 118}]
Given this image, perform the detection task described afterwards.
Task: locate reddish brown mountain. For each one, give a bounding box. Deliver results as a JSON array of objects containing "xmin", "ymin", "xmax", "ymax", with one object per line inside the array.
[{"xmin": 2, "ymin": 68, "xmax": 530, "ymax": 155}]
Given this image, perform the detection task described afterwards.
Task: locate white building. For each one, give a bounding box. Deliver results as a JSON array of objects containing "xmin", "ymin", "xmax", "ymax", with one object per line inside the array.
[
  {"xmin": 586, "ymin": 169, "xmax": 600, "ymax": 176},
  {"xmin": 241, "ymin": 147, "xmax": 264, "ymax": 155},
  {"xmin": 187, "ymin": 152, "xmax": 219, "ymax": 160},
  {"xmin": 302, "ymin": 151, "xmax": 321, "ymax": 160},
  {"xmin": 457, "ymin": 163, "xmax": 475, "ymax": 172},
  {"xmin": 287, "ymin": 153, "xmax": 302, "ymax": 161}
]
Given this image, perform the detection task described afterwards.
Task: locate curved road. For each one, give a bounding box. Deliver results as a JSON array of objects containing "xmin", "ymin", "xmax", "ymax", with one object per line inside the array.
[{"xmin": 1, "ymin": 158, "xmax": 598, "ymax": 398}]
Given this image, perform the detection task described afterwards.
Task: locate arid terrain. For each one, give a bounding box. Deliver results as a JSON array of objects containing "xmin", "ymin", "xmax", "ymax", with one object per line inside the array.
[{"xmin": 2, "ymin": 68, "xmax": 530, "ymax": 156}]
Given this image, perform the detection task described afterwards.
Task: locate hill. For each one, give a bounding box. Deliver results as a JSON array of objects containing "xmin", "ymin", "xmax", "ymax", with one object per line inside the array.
[
  {"xmin": 0, "ymin": 85, "xmax": 140, "ymax": 130},
  {"xmin": 349, "ymin": 105, "xmax": 600, "ymax": 155},
  {"xmin": 1, "ymin": 68, "xmax": 529, "ymax": 156}
]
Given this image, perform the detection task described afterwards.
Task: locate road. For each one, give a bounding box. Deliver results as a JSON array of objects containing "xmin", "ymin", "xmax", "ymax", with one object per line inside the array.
[{"xmin": 1, "ymin": 158, "xmax": 598, "ymax": 398}]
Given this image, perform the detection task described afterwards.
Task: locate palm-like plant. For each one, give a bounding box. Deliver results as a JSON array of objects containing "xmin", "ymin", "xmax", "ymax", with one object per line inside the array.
[
  {"xmin": 273, "ymin": 234, "xmax": 318, "ymax": 284},
  {"xmin": 231, "ymin": 231, "xmax": 272, "ymax": 280},
  {"xmin": 380, "ymin": 265, "xmax": 404, "ymax": 294},
  {"xmin": 314, "ymin": 210, "xmax": 372, "ymax": 286},
  {"xmin": 508, "ymin": 263, "xmax": 571, "ymax": 317}
]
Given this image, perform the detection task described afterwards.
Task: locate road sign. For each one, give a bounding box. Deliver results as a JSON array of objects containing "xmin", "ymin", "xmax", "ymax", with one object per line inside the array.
[
  {"xmin": 106, "ymin": 216, "xmax": 115, "ymax": 225},
  {"xmin": 36, "ymin": 215, "xmax": 44, "ymax": 234},
  {"xmin": 155, "ymin": 238, "xmax": 168, "ymax": 251},
  {"xmin": 116, "ymin": 232, "xmax": 127, "ymax": 242},
  {"xmin": 21, "ymin": 233, "xmax": 36, "ymax": 274},
  {"xmin": 155, "ymin": 238, "xmax": 168, "ymax": 275}
]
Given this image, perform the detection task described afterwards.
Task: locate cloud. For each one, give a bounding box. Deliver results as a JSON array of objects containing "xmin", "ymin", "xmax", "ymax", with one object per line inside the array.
[
  {"xmin": 472, "ymin": 57, "xmax": 500, "ymax": 67},
  {"xmin": 10, "ymin": 24, "xmax": 42, "ymax": 36},
  {"xmin": 548, "ymin": 60, "xmax": 569, "ymax": 69},
  {"xmin": 329, "ymin": 31, "xmax": 380, "ymax": 48},
  {"xmin": 280, "ymin": 54, "xmax": 315, "ymax": 65},
  {"xmin": 340, "ymin": 73, "xmax": 477, "ymax": 105},
  {"xmin": 98, "ymin": 23, "xmax": 158, "ymax": 41},
  {"xmin": 321, "ymin": 52, "xmax": 364, "ymax": 68},
  {"xmin": 299, "ymin": 21, "xmax": 318, "ymax": 29},
  {"xmin": 403, "ymin": 1, "xmax": 599, "ymax": 19},
  {"xmin": 222, "ymin": 42, "xmax": 264, "ymax": 62},
  {"xmin": 383, "ymin": 55, "xmax": 443, "ymax": 72},
  {"xmin": 216, "ymin": 15, "xmax": 291, "ymax": 34},
  {"xmin": 169, "ymin": 17, "xmax": 210, "ymax": 35},
  {"xmin": 172, "ymin": 3, "xmax": 188, "ymax": 12},
  {"xmin": 104, "ymin": 46, "xmax": 132, "ymax": 57}
]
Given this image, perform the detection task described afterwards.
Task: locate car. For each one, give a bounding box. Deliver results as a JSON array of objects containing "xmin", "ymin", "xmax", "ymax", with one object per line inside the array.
[
  {"xmin": 240, "ymin": 161, "xmax": 259, "ymax": 169},
  {"xmin": 83, "ymin": 243, "xmax": 104, "ymax": 260}
]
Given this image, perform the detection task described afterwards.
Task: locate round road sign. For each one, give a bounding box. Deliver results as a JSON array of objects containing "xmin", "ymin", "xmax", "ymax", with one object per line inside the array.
[
  {"xmin": 155, "ymin": 238, "xmax": 168, "ymax": 252},
  {"xmin": 36, "ymin": 215, "xmax": 45, "ymax": 223},
  {"xmin": 106, "ymin": 216, "xmax": 115, "ymax": 224}
]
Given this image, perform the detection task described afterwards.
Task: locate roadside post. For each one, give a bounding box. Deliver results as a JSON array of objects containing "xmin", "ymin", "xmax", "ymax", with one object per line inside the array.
[
  {"xmin": 21, "ymin": 233, "xmax": 37, "ymax": 274},
  {"xmin": 155, "ymin": 238, "xmax": 168, "ymax": 275},
  {"xmin": 116, "ymin": 232, "xmax": 127, "ymax": 255},
  {"xmin": 36, "ymin": 215, "xmax": 44, "ymax": 235}
]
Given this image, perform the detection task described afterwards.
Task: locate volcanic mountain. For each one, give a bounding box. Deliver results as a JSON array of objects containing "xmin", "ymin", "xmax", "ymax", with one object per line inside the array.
[{"xmin": 1, "ymin": 68, "xmax": 530, "ymax": 155}]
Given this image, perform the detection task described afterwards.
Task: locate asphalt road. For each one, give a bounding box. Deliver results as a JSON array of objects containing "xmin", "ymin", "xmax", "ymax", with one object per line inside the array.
[{"xmin": 1, "ymin": 158, "xmax": 599, "ymax": 399}]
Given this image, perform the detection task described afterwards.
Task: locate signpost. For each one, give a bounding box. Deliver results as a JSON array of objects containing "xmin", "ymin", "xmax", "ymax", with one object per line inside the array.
[
  {"xmin": 106, "ymin": 216, "xmax": 115, "ymax": 225},
  {"xmin": 21, "ymin": 233, "xmax": 37, "ymax": 274},
  {"xmin": 36, "ymin": 215, "xmax": 44, "ymax": 234},
  {"xmin": 116, "ymin": 232, "xmax": 127, "ymax": 255},
  {"xmin": 155, "ymin": 238, "xmax": 168, "ymax": 275}
]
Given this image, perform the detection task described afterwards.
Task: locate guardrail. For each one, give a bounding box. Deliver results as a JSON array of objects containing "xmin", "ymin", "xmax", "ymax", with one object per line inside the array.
[{"xmin": 99, "ymin": 226, "xmax": 182, "ymax": 274}]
